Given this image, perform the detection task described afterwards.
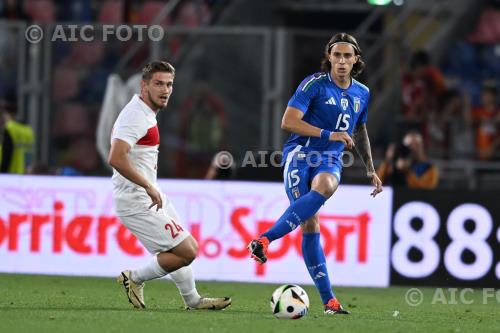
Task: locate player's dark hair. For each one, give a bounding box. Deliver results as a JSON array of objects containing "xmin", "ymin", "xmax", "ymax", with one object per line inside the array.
[
  {"xmin": 482, "ymin": 86, "xmax": 498, "ymax": 98},
  {"xmin": 142, "ymin": 61, "xmax": 175, "ymax": 81},
  {"xmin": 321, "ymin": 32, "xmax": 365, "ymax": 77},
  {"xmin": 410, "ymin": 50, "xmax": 430, "ymax": 69},
  {"xmin": 0, "ymin": 95, "xmax": 17, "ymax": 115}
]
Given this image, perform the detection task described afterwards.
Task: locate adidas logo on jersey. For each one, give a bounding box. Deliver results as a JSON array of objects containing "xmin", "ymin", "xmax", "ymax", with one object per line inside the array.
[{"xmin": 325, "ymin": 97, "xmax": 336, "ymax": 105}]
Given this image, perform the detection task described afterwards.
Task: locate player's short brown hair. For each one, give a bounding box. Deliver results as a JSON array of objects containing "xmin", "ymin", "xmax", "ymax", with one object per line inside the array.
[
  {"xmin": 321, "ymin": 32, "xmax": 365, "ymax": 77},
  {"xmin": 142, "ymin": 61, "xmax": 175, "ymax": 81}
]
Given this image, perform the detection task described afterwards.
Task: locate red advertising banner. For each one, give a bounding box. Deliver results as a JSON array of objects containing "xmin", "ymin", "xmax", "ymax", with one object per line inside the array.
[{"xmin": 0, "ymin": 175, "xmax": 392, "ymax": 287}]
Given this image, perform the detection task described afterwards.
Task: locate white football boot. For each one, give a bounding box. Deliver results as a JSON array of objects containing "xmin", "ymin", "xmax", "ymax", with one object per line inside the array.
[
  {"xmin": 117, "ymin": 270, "xmax": 146, "ymax": 309},
  {"xmin": 187, "ymin": 297, "xmax": 232, "ymax": 310}
]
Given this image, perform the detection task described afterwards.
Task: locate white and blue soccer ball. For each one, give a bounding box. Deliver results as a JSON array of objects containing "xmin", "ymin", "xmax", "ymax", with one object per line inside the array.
[{"xmin": 270, "ymin": 284, "xmax": 309, "ymax": 319}]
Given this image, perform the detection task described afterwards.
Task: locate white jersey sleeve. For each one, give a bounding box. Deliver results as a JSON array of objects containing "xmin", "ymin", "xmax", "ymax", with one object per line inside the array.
[{"xmin": 111, "ymin": 108, "xmax": 148, "ymax": 148}]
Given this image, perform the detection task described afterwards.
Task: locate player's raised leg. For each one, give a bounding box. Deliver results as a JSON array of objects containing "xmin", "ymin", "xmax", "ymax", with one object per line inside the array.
[{"xmin": 248, "ymin": 160, "xmax": 330, "ymax": 264}]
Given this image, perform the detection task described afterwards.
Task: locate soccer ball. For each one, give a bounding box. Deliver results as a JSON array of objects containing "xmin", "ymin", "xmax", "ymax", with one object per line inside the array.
[{"xmin": 270, "ymin": 284, "xmax": 309, "ymax": 319}]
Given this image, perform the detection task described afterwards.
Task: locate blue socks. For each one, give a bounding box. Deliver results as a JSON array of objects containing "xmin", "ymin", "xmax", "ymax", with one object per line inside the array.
[
  {"xmin": 302, "ymin": 232, "xmax": 335, "ymax": 304},
  {"xmin": 260, "ymin": 189, "xmax": 334, "ymax": 304},
  {"xmin": 261, "ymin": 190, "xmax": 326, "ymax": 242}
]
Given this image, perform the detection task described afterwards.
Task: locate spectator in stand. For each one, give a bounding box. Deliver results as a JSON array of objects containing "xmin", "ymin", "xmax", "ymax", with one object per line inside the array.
[
  {"xmin": 442, "ymin": 90, "xmax": 475, "ymax": 159},
  {"xmin": 472, "ymin": 86, "xmax": 500, "ymax": 160},
  {"xmin": 23, "ymin": 0, "xmax": 56, "ymax": 22},
  {"xmin": 402, "ymin": 50, "xmax": 446, "ymax": 118},
  {"xmin": 204, "ymin": 152, "xmax": 235, "ymax": 180},
  {"xmin": 0, "ymin": 0, "xmax": 29, "ymax": 20},
  {"xmin": 402, "ymin": 51, "xmax": 447, "ymax": 156},
  {"xmin": 0, "ymin": 97, "xmax": 34, "ymax": 174},
  {"xmin": 26, "ymin": 161, "xmax": 51, "ymax": 175},
  {"xmin": 175, "ymin": 72, "xmax": 227, "ymax": 179},
  {"xmin": 378, "ymin": 131, "xmax": 439, "ymax": 189}
]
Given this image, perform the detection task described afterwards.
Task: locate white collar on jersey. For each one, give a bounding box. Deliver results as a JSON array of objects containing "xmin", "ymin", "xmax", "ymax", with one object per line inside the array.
[{"xmin": 133, "ymin": 94, "xmax": 158, "ymax": 115}]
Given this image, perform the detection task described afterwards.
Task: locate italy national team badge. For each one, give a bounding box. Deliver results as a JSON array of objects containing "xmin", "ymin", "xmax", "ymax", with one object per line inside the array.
[
  {"xmin": 341, "ymin": 98, "xmax": 348, "ymax": 110},
  {"xmin": 354, "ymin": 97, "xmax": 361, "ymax": 113},
  {"xmin": 292, "ymin": 187, "xmax": 301, "ymax": 199}
]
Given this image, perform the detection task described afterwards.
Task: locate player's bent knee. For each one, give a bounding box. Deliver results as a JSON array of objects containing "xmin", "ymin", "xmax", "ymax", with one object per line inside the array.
[
  {"xmin": 313, "ymin": 184, "xmax": 335, "ymax": 199},
  {"xmin": 187, "ymin": 236, "xmax": 198, "ymax": 251},
  {"xmin": 183, "ymin": 248, "xmax": 197, "ymax": 265},
  {"xmin": 192, "ymin": 238, "xmax": 199, "ymax": 254},
  {"xmin": 302, "ymin": 216, "xmax": 320, "ymax": 233},
  {"xmin": 312, "ymin": 173, "xmax": 338, "ymax": 199},
  {"xmin": 186, "ymin": 235, "xmax": 199, "ymax": 258},
  {"xmin": 319, "ymin": 186, "xmax": 335, "ymax": 198},
  {"xmin": 186, "ymin": 237, "xmax": 198, "ymax": 264}
]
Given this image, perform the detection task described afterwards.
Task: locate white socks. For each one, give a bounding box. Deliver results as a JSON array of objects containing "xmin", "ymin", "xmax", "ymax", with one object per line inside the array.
[
  {"xmin": 131, "ymin": 256, "xmax": 201, "ymax": 307},
  {"xmin": 169, "ymin": 265, "xmax": 201, "ymax": 308},
  {"xmin": 131, "ymin": 256, "xmax": 167, "ymax": 284}
]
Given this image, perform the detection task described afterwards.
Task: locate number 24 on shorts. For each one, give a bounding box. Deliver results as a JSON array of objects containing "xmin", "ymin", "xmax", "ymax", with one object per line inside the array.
[{"xmin": 165, "ymin": 219, "xmax": 184, "ymax": 239}]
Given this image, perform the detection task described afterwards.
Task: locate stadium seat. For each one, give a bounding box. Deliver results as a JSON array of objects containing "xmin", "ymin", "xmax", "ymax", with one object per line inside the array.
[
  {"xmin": 80, "ymin": 68, "xmax": 111, "ymax": 101},
  {"xmin": 52, "ymin": 66, "xmax": 79, "ymax": 101},
  {"xmin": 137, "ymin": 1, "xmax": 172, "ymax": 25},
  {"xmin": 97, "ymin": 0, "xmax": 124, "ymax": 24},
  {"xmin": 65, "ymin": 138, "xmax": 99, "ymax": 172},
  {"xmin": 58, "ymin": 0, "xmax": 93, "ymax": 22},
  {"xmin": 176, "ymin": 1, "xmax": 210, "ymax": 27},
  {"xmin": 481, "ymin": 45, "xmax": 500, "ymax": 79},
  {"xmin": 23, "ymin": 0, "xmax": 55, "ymax": 22},
  {"xmin": 467, "ymin": 9, "xmax": 500, "ymax": 44},
  {"xmin": 443, "ymin": 42, "xmax": 479, "ymax": 79},
  {"xmin": 460, "ymin": 80, "xmax": 482, "ymax": 106},
  {"xmin": 51, "ymin": 103, "xmax": 89, "ymax": 138},
  {"xmin": 69, "ymin": 41, "xmax": 105, "ymax": 67}
]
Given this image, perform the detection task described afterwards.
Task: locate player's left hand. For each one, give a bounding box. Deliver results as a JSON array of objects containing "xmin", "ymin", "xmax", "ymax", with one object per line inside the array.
[{"xmin": 368, "ymin": 172, "xmax": 383, "ymax": 197}]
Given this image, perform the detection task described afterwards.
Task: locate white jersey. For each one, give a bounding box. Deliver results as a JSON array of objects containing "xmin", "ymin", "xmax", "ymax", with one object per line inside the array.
[{"xmin": 111, "ymin": 94, "xmax": 160, "ymax": 216}]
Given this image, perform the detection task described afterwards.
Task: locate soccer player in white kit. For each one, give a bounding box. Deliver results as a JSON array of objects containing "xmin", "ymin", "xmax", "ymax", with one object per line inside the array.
[{"xmin": 108, "ymin": 61, "xmax": 231, "ymax": 310}]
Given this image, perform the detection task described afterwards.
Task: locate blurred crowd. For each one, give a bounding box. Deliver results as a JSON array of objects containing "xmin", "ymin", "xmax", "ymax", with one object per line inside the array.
[
  {"xmin": 382, "ymin": 6, "xmax": 500, "ymax": 188},
  {"xmin": 400, "ymin": 49, "xmax": 500, "ymax": 162},
  {"xmin": 0, "ymin": 0, "xmax": 216, "ymax": 24},
  {"xmin": 398, "ymin": 5, "xmax": 500, "ymax": 164},
  {"xmin": 0, "ymin": 0, "xmax": 220, "ymax": 176},
  {"xmin": 0, "ymin": 1, "xmax": 499, "ymax": 189}
]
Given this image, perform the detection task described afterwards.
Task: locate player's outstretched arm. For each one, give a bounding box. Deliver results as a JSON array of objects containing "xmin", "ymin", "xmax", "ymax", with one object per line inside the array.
[
  {"xmin": 108, "ymin": 138, "xmax": 163, "ymax": 210},
  {"xmin": 353, "ymin": 123, "xmax": 383, "ymax": 197}
]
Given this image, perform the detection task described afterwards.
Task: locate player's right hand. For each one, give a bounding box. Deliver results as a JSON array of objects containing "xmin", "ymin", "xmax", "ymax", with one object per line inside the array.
[
  {"xmin": 329, "ymin": 132, "xmax": 354, "ymax": 149},
  {"xmin": 145, "ymin": 185, "xmax": 163, "ymax": 211}
]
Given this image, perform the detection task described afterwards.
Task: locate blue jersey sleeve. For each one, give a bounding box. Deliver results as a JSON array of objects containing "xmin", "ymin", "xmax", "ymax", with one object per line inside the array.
[
  {"xmin": 357, "ymin": 92, "xmax": 370, "ymax": 125},
  {"xmin": 287, "ymin": 75, "xmax": 320, "ymax": 113}
]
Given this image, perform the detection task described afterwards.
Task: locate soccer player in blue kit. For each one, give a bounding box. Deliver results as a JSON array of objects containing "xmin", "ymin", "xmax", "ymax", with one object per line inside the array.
[{"xmin": 248, "ymin": 33, "xmax": 383, "ymax": 314}]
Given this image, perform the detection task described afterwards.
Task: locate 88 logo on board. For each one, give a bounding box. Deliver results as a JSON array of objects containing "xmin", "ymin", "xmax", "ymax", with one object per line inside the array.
[{"xmin": 390, "ymin": 190, "xmax": 500, "ymax": 287}]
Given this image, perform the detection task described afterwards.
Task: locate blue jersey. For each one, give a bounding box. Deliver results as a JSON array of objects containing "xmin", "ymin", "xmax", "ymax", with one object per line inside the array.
[{"xmin": 283, "ymin": 72, "xmax": 370, "ymax": 161}]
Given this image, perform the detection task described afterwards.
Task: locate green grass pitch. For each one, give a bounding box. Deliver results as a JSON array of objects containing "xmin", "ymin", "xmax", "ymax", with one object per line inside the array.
[{"xmin": 0, "ymin": 273, "xmax": 498, "ymax": 333}]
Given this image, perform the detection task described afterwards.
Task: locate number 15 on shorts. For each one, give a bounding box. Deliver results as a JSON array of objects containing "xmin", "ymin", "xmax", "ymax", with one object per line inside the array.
[{"xmin": 288, "ymin": 169, "xmax": 300, "ymax": 188}]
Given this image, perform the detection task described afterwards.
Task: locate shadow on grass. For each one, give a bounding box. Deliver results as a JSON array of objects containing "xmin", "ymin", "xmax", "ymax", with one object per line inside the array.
[{"xmin": 0, "ymin": 305, "xmax": 263, "ymax": 316}]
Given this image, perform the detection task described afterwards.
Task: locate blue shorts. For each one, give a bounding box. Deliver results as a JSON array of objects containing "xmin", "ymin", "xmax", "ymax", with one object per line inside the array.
[{"xmin": 282, "ymin": 147, "xmax": 343, "ymax": 204}]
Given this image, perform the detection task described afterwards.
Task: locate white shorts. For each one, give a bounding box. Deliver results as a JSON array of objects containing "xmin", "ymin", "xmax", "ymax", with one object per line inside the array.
[{"xmin": 118, "ymin": 196, "xmax": 190, "ymax": 254}]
